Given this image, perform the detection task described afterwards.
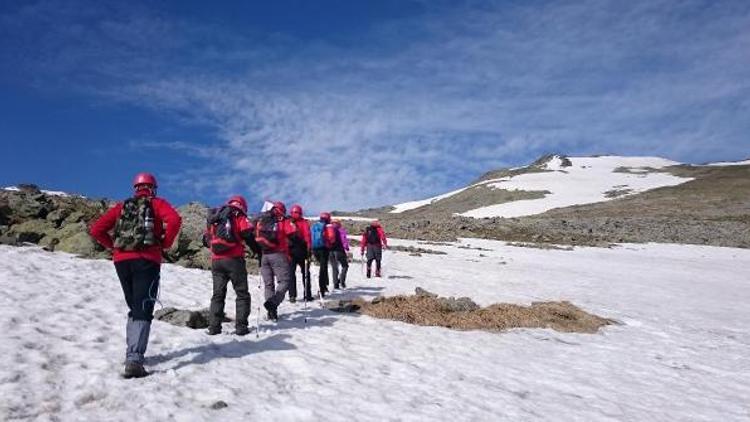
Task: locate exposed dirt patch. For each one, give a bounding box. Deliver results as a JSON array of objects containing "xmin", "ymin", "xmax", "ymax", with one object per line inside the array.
[{"xmin": 334, "ymin": 289, "xmax": 615, "ymax": 334}]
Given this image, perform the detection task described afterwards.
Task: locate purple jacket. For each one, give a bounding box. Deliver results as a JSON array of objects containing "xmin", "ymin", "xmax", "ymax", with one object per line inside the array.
[{"xmin": 338, "ymin": 227, "xmax": 350, "ymax": 251}]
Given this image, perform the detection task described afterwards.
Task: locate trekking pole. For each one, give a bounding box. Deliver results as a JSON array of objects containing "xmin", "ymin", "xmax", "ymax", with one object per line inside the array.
[
  {"xmin": 256, "ymin": 261, "xmax": 261, "ymax": 338},
  {"xmin": 303, "ymin": 258, "xmax": 309, "ymax": 325}
]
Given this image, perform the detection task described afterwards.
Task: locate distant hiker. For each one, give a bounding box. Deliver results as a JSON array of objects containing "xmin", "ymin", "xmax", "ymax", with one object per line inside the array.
[
  {"xmin": 287, "ymin": 204, "xmax": 312, "ymax": 302},
  {"xmin": 310, "ymin": 212, "xmax": 335, "ymax": 296},
  {"xmin": 329, "ymin": 219, "xmax": 350, "ymax": 289},
  {"xmin": 90, "ymin": 173, "xmax": 181, "ymax": 378},
  {"xmin": 255, "ymin": 201, "xmax": 297, "ymax": 321},
  {"xmin": 203, "ymin": 195, "xmax": 257, "ymax": 336},
  {"xmin": 360, "ymin": 219, "xmax": 388, "ymax": 278}
]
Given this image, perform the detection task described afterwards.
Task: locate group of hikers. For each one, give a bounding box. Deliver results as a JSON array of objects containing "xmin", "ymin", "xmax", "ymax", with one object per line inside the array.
[{"xmin": 90, "ymin": 173, "xmax": 388, "ymax": 378}]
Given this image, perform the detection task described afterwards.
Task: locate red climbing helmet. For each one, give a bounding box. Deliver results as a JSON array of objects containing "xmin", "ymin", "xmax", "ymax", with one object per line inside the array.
[
  {"xmin": 320, "ymin": 212, "xmax": 331, "ymax": 222},
  {"xmin": 291, "ymin": 204, "xmax": 303, "ymax": 217},
  {"xmin": 132, "ymin": 172, "xmax": 157, "ymax": 188},
  {"xmin": 272, "ymin": 201, "xmax": 286, "ymax": 216},
  {"xmin": 227, "ymin": 195, "xmax": 248, "ymax": 213}
]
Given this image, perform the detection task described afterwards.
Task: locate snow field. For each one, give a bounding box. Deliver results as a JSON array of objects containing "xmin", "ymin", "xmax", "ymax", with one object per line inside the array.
[
  {"xmin": 1, "ymin": 240, "xmax": 749, "ymax": 421},
  {"xmin": 389, "ymin": 156, "xmax": 696, "ymax": 218}
]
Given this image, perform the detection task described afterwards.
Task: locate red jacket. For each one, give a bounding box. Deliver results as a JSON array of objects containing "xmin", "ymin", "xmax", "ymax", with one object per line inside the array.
[
  {"xmin": 360, "ymin": 226, "xmax": 387, "ymax": 254},
  {"xmin": 291, "ymin": 217, "xmax": 312, "ymax": 252},
  {"xmin": 208, "ymin": 208, "xmax": 255, "ymax": 260},
  {"xmin": 90, "ymin": 194, "xmax": 182, "ymax": 264}
]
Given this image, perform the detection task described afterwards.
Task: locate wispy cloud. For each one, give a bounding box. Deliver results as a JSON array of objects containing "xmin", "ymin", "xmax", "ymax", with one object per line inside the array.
[{"xmin": 3, "ymin": 0, "xmax": 749, "ymax": 210}]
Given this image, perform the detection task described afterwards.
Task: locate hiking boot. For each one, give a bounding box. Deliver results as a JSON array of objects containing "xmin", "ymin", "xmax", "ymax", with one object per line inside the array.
[
  {"xmin": 123, "ymin": 361, "xmax": 148, "ymax": 379},
  {"xmin": 366, "ymin": 269, "xmax": 371, "ymax": 278},
  {"xmin": 376, "ymin": 270, "xmax": 381, "ymax": 278},
  {"xmin": 341, "ymin": 281, "xmax": 347, "ymax": 288},
  {"xmin": 334, "ymin": 284, "xmax": 340, "ymax": 290},
  {"xmin": 235, "ymin": 326, "xmax": 250, "ymax": 336},
  {"xmin": 206, "ymin": 326, "xmax": 222, "ymax": 336},
  {"xmin": 264, "ymin": 300, "xmax": 278, "ymax": 321},
  {"xmin": 289, "ymin": 297, "xmax": 297, "ymax": 303},
  {"xmin": 303, "ymin": 295, "xmax": 314, "ymax": 302}
]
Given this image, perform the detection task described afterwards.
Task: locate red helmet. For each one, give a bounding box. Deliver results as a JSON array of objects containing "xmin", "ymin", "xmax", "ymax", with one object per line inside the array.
[
  {"xmin": 291, "ymin": 204, "xmax": 303, "ymax": 217},
  {"xmin": 272, "ymin": 201, "xmax": 286, "ymax": 215},
  {"xmin": 227, "ymin": 195, "xmax": 248, "ymax": 213},
  {"xmin": 132, "ymin": 172, "xmax": 157, "ymax": 188},
  {"xmin": 320, "ymin": 212, "xmax": 331, "ymax": 222}
]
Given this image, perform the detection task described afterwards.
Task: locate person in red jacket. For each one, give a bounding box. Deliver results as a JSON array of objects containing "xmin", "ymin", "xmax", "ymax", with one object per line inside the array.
[
  {"xmin": 360, "ymin": 219, "xmax": 388, "ymax": 278},
  {"xmin": 89, "ymin": 173, "xmax": 181, "ymax": 378},
  {"xmin": 255, "ymin": 201, "xmax": 297, "ymax": 321},
  {"xmin": 203, "ymin": 195, "xmax": 257, "ymax": 336},
  {"xmin": 287, "ymin": 204, "xmax": 312, "ymax": 302}
]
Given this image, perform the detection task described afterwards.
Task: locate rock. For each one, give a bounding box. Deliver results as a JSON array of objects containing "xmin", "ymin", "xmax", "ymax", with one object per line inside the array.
[
  {"xmin": 154, "ymin": 307, "xmax": 211, "ymax": 329},
  {"xmin": 62, "ymin": 211, "xmax": 85, "ymax": 225},
  {"xmin": 210, "ymin": 401, "xmax": 228, "ymax": 410},
  {"xmin": 56, "ymin": 231, "xmax": 98, "ymax": 257},
  {"xmin": 371, "ymin": 296, "xmax": 384, "ymax": 305},
  {"xmin": 324, "ymin": 300, "xmax": 360, "ymax": 313},
  {"xmin": 415, "ymin": 287, "xmax": 438, "ymax": 298},
  {"xmin": 7, "ymin": 219, "xmax": 56, "ymax": 243},
  {"xmin": 437, "ymin": 296, "xmax": 479, "ymax": 312},
  {"xmin": 46, "ymin": 208, "xmax": 71, "ymax": 227}
]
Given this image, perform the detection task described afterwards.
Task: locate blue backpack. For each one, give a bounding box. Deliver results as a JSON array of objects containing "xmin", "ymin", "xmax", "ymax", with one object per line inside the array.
[{"xmin": 311, "ymin": 222, "xmax": 325, "ymax": 249}]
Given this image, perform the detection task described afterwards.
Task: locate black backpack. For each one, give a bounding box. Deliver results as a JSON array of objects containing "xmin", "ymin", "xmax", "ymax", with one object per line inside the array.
[
  {"xmin": 206, "ymin": 206, "xmax": 238, "ymax": 253},
  {"xmin": 113, "ymin": 196, "xmax": 157, "ymax": 250},
  {"xmin": 255, "ymin": 211, "xmax": 280, "ymax": 251},
  {"xmin": 366, "ymin": 226, "xmax": 380, "ymax": 245}
]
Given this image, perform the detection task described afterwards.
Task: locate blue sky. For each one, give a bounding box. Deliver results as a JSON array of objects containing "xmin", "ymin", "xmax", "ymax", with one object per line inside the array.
[{"xmin": 1, "ymin": 0, "xmax": 748, "ymax": 211}]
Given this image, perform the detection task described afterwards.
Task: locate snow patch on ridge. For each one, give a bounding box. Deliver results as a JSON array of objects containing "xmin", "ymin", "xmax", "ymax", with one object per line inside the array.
[
  {"xmin": 390, "ymin": 186, "xmax": 469, "ymax": 213},
  {"xmin": 3, "ymin": 186, "xmax": 78, "ymax": 198},
  {"xmin": 704, "ymin": 159, "xmax": 750, "ymax": 167}
]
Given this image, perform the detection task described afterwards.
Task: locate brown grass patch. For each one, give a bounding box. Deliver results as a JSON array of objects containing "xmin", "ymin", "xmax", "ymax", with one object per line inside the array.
[{"xmin": 351, "ymin": 294, "xmax": 614, "ymax": 334}]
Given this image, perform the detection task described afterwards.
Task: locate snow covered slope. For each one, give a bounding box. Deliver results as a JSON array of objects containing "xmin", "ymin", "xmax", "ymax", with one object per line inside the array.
[
  {"xmin": 461, "ymin": 156, "xmax": 689, "ymax": 218},
  {"xmin": 2, "ymin": 242, "xmax": 749, "ymax": 421},
  {"xmin": 390, "ymin": 155, "xmax": 693, "ymax": 218}
]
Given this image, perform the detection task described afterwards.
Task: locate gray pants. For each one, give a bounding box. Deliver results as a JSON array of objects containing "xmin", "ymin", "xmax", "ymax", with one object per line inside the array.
[
  {"xmin": 126, "ymin": 318, "xmax": 151, "ymax": 364},
  {"xmin": 330, "ymin": 250, "xmax": 349, "ymax": 288},
  {"xmin": 261, "ymin": 252, "xmax": 291, "ymax": 306}
]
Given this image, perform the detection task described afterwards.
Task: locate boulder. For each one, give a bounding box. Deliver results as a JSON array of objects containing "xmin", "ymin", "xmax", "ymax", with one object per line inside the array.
[
  {"xmin": 437, "ymin": 296, "xmax": 479, "ymax": 312},
  {"xmin": 7, "ymin": 219, "xmax": 56, "ymax": 243},
  {"xmin": 46, "ymin": 208, "xmax": 71, "ymax": 227},
  {"xmin": 415, "ymin": 287, "xmax": 438, "ymax": 298},
  {"xmin": 154, "ymin": 307, "xmax": 212, "ymax": 329}
]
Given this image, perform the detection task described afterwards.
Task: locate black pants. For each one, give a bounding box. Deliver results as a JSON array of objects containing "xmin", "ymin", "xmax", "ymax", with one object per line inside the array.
[
  {"xmin": 366, "ymin": 246, "xmax": 383, "ymax": 273},
  {"xmin": 209, "ymin": 257, "xmax": 250, "ymax": 330},
  {"xmin": 288, "ymin": 254, "xmax": 311, "ymax": 300},
  {"xmin": 313, "ymin": 248, "xmax": 329, "ymax": 293},
  {"xmin": 115, "ymin": 259, "xmax": 161, "ymax": 321}
]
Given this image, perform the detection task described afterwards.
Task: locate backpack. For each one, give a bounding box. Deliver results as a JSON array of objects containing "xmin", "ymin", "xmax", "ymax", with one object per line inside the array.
[
  {"xmin": 113, "ymin": 196, "xmax": 157, "ymax": 251},
  {"xmin": 323, "ymin": 225, "xmax": 337, "ymax": 249},
  {"xmin": 255, "ymin": 211, "xmax": 280, "ymax": 251},
  {"xmin": 366, "ymin": 226, "xmax": 380, "ymax": 245},
  {"xmin": 206, "ymin": 206, "xmax": 238, "ymax": 254},
  {"xmin": 311, "ymin": 222, "xmax": 325, "ymax": 249}
]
